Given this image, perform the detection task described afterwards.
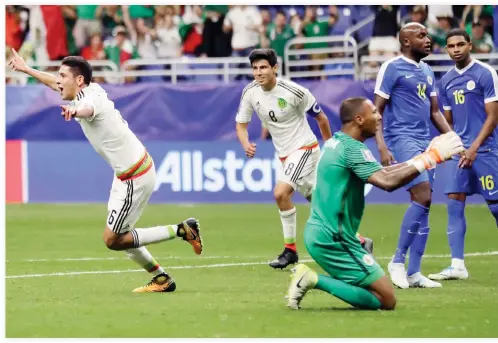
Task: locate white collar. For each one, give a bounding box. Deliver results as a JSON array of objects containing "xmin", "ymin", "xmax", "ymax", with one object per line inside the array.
[
  {"xmin": 454, "ymin": 59, "xmax": 475, "ymax": 75},
  {"xmin": 400, "ymin": 55, "xmax": 421, "ymax": 68}
]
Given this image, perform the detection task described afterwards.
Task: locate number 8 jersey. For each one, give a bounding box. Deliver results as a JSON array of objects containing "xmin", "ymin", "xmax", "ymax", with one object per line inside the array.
[{"xmin": 235, "ymin": 78, "xmax": 320, "ymax": 159}]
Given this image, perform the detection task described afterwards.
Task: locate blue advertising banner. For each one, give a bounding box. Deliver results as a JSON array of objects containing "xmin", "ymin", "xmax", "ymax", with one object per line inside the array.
[{"xmin": 26, "ymin": 140, "xmax": 485, "ymax": 204}]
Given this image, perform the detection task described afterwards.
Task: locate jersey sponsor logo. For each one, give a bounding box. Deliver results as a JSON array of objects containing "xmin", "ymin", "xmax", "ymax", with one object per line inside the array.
[
  {"xmin": 467, "ymin": 80, "xmax": 476, "ymax": 90},
  {"xmin": 361, "ymin": 149, "xmax": 377, "ymax": 162},
  {"xmin": 277, "ymin": 98, "xmax": 288, "ymax": 109},
  {"xmin": 405, "ymin": 74, "xmax": 414, "ymax": 79},
  {"xmin": 312, "ymin": 102, "xmax": 321, "ymax": 114},
  {"xmin": 427, "ymin": 76, "xmax": 433, "ymax": 85},
  {"xmin": 489, "ymin": 190, "xmax": 498, "ymax": 196},
  {"xmin": 154, "ymin": 150, "xmax": 281, "ymax": 193},
  {"xmin": 362, "ymin": 254, "xmax": 375, "ymax": 266}
]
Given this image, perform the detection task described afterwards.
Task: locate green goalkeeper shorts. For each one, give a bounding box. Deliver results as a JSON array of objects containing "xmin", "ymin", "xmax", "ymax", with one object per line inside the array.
[{"xmin": 304, "ymin": 223, "xmax": 384, "ymax": 288}]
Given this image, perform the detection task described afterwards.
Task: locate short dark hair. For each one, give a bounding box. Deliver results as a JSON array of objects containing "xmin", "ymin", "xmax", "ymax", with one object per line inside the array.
[
  {"xmin": 446, "ymin": 29, "xmax": 471, "ymax": 44},
  {"xmin": 276, "ymin": 10, "xmax": 286, "ymax": 17},
  {"xmin": 61, "ymin": 56, "xmax": 93, "ymax": 85},
  {"xmin": 249, "ymin": 48, "xmax": 278, "ymax": 67},
  {"xmin": 339, "ymin": 97, "xmax": 367, "ymax": 124}
]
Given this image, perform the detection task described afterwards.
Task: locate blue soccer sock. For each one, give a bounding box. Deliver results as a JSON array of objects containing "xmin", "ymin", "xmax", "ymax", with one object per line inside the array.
[
  {"xmin": 407, "ymin": 213, "xmax": 430, "ymax": 276},
  {"xmin": 447, "ymin": 199, "xmax": 466, "ymax": 260},
  {"xmin": 489, "ymin": 203, "xmax": 498, "ymax": 227},
  {"xmin": 392, "ymin": 202, "xmax": 428, "ymax": 264}
]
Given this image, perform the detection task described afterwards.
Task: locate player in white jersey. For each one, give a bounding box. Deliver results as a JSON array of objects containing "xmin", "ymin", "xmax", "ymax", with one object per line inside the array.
[
  {"xmin": 235, "ymin": 49, "xmax": 374, "ymax": 269},
  {"xmin": 8, "ymin": 49, "xmax": 203, "ymax": 293}
]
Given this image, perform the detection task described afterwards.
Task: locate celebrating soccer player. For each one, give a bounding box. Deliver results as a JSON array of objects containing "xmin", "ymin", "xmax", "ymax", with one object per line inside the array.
[
  {"xmin": 374, "ymin": 23, "xmax": 453, "ymax": 289},
  {"xmin": 428, "ymin": 29, "xmax": 498, "ymax": 281},
  {"xmin": 235, "ymin": 48, "xmax": 373, "ymax": 270},
  {"xmin": 8, "ymin": 49, "xmax": 203, "ymax": 293},
  {"xmin": 286, "ymin": 97, "xmax": 464, "ymax": 310}
]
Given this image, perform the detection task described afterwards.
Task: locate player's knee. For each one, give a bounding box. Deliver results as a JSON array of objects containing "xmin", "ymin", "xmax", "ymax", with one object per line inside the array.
[
  {"xmin": 103, "ymin": 230, "xmax": 120, "ymax": 250},
  {"xmin": 381, "ymin": 294, "xmax": 396, "ymax": 311},
  {"xmin": 274, "ymin": 187, "xmax": 292, "ymax": 204},
  {"xmin": 411, "ymin": 189, "xmax": 432, "ymax": 207}
]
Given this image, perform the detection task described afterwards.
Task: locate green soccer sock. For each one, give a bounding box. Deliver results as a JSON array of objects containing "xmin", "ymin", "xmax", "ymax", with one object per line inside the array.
[{"xmin": 315, "ymin": 274, "xmax": 381, "ymax": 310}]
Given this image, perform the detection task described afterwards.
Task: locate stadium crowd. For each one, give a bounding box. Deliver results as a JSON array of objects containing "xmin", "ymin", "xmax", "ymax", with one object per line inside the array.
[{"xmin": 5, "ymin": 5, "xmax": 497, "ymax": 84}]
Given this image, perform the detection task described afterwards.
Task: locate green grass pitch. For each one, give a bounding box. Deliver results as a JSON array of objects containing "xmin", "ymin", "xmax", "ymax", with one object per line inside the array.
[{"xmin": 6, "ymin": 203, "xmax": 498, "ymax": 338}]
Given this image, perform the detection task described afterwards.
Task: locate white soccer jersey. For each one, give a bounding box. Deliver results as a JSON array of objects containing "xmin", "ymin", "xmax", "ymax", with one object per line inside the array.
[
  {"xmin": 71, "ymin": 83, "xmax": 146, "ymax": 174},
  {"xmin": 235, "ymin": 78, "xmax": 320, "ymax": 158}
]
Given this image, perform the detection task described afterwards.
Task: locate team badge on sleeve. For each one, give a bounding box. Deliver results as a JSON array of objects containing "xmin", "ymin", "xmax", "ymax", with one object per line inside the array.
[
  {"xmin": 361, "ymin": 149, "xmax": 377, "ymax": 162},
  {"xmin": 427, "ymin": 76, "xmax": 433, "ymax": 85},
  {"xmin": 467, "ymin": 80, "xmax": 476, "ymax": 90}
]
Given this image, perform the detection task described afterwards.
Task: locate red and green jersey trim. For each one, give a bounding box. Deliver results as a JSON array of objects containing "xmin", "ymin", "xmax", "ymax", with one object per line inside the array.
[{"xmin": 116, "ymin": 151, "xmax": 153, "ymax": 181}]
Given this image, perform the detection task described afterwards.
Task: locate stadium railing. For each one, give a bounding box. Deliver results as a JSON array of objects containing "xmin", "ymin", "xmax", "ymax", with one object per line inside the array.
[
  {"xmin": 344, "ymin": 13, "xmax": 376, "ymax": 52},
  {"xmin": 283, "ymin": 35, "xmax": 359, "ymax": 80},
  {"xmin": 6, "ymin": 57, "xmax": 283, "ymax": 84},
  {"xmin": 360, "ymin": 53, "xmax": 498, "ymax": 80}
]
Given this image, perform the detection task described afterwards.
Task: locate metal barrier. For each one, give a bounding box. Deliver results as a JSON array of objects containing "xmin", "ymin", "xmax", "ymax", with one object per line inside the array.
[
  {"xmin": 6, "ymin": 48, "xmax": 498, "ymax": 84},
  {"xmin": 120, "ymin": 56, "xmax": 283, "ymax": 84},
  {"xmin": 344, "ymin": 14, "xmax": 375, "ymax": 51},
  {"xmin": 6, "ymin": 57, "xmax": 283, "ymax": 84},
  {"xmin": 360, "ymin": 53, "xmax": 498, "ymax": 80},
  {"xmin": 283, "ymin": 35, "xmax": 358, "ymax": 80}
]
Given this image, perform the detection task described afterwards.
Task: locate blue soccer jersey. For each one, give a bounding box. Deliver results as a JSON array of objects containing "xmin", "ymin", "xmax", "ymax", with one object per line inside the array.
[
  {"xmin": 440, "ymin": 59, "xmax": 498, "ymax": 152},
  {"xmin": 374, "ymin": 56, "xmax": 437, "ymax": 141}
]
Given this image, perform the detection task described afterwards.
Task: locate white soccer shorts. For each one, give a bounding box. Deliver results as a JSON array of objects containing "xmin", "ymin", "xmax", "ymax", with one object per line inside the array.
[
  {"xmin": 106, "ymin": 166, "xmax": 156, "ymax": 234},
  {"xmin": 278, "ymin": 146, "xmax": 320, "ymax": 198}
]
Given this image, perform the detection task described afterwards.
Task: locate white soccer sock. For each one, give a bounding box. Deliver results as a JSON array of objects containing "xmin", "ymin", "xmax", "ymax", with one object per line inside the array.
[
  {"xmin": 126, "ymin": 247, "xmax": 166, "ymax": 277},
  {"xmin": 280, "ymin": 207, "xmax": 297, "ymax": 246},
  {"xmin": 130, "ymin": 225, "xmax": 178, "ymax": 248},
  {"xmin": 451, "ymin": 258, "xmax": 465, "ymax": 269}
]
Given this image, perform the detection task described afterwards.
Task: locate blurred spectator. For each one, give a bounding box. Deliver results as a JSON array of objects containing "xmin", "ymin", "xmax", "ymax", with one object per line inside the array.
[
  {"xmin": 96, "ymin": 5, "xmax": 124, "ymax": 40},
  {"xmin": 224, "ymin": 5, "xmax": 262, "ymax": 57},
  {"xmin": 369, "ymin": 6, "xmax": 400, "ymax": 60},
  {"xmin": 182, "ymin": 5, "xmax": 204, "ymax": 25},
  {"xmin": 127, "ymin": 5, "xmax": 155, "ymax": 26},
  {"xmin": 290, "ymin": 13, "xmax": 303, "ymax": 36},
  {"xmin": 260, "ymin": 9, "xmax": 272, "ymax": 29},
  {"xmin": 6, "ymin": 6, "xmax": 23, "ymax": 51},
  {"xmin": 104, "ymin": 25, "xmax": 139, "ymax": 67},
  {"xmin": 73, "ymin": 5, "xmax": 102, "ymax": 49},
  {"xmin": 26, "ymin": 6, "xmax": 69, "ymax": 61},
  {"xmin": 180, "ymin": 6, "xmax": 204, "ymax": 56},
  {"xmin": 155, "ymin": 15, "xmax": 182, "ymax": 58},
  {"xmin": 264, "ymin": 11, "xmax": 295, "ymax": 62},
  {"xmin": 471, "ymin": 21, "xmax": 495, "ymax": 53},
  {"xmin": 200, "ymin": 6, "xmax": 231, "ymax": 57},
  {"xmin": 81, "ymin": 32, "xmax": 105, "ymax": 60},
  {"xmin": 301, "ymin": 6, "xmax": 332, "ymax": 50},
  {"xmin": 132, "ymin": 17, "xmax": 158, "ymax": 59},
  {"xmin": 155, "ymin": 6, "xmax": 181, "ymax": 26},
  {"xmin": 429, "ymin": 15, "xmax": 454, "ymax": 53},
  {"xmin": 410, "ymin": 5, "xmax": 427, "ymax": 25},
  {"xmin": 61, "ymin": 6, "xmax": 78, "ymax": 55}
]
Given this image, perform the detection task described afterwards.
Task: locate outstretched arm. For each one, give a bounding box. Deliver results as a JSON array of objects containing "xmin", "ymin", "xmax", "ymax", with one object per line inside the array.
[
  {"xmin": 367, "ymin": 132, "xmax": 464, "ymax": 192},
  {"xmin": 8, "ymin": 48, "xmax": 59, "ymax": 92}
]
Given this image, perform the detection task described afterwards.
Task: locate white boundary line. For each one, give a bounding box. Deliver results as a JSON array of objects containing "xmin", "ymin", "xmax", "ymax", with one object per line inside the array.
[
  {"xmin": 6, "ymin": 251, "xmax": 498, "ymax": 279},
  {"xmin": 7, "ymin": 250, "xmax": 498, "ymax": 263}
]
